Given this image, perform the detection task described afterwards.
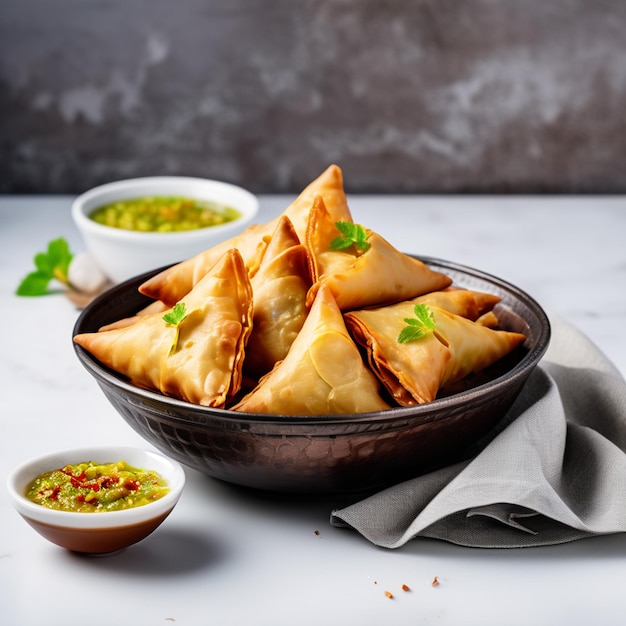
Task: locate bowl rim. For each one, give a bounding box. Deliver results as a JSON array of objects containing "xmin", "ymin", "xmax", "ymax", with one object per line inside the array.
[
  {"xmin": 72, "ymin": 256, "xmax": 551, "ymax": 428},
  {"xmin": 71, "ymin": 175, "xmax": 259, "ymax": 242},
  {"xmin": 7, "ymin": 446, "xmax": 186, "ymax": 528}
]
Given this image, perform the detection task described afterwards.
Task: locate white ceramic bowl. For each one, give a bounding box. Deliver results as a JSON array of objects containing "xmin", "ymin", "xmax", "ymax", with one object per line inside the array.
[
  {"xmin": 7, "ymin": 446, "xmax": 186, "ymax": 554},
  {"xmin": 71, "ymin": 176, "xmax": 259, "ymax": 283}
]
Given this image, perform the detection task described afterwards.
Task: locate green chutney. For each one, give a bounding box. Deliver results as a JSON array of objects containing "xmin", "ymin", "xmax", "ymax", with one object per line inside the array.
[
  {"xmin": 89, "ymin": 196, "xmax": 241, "ymax": 233},
  {"xmin": 26, "ymin": 460, "xmax": 170, "ymax": 512}
]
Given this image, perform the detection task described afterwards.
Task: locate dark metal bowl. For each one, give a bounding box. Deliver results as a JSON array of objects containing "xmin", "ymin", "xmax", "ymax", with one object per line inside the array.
[{"xmin": 72, "ymin": 257, "xmax": 550, "ymax": 494}]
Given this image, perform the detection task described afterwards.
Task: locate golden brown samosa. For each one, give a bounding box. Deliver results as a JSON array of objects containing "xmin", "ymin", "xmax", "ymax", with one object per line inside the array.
[
  {"xmin": 475, "ymin": 311, "xmax": 499, "ymax": 328},
  {"xmin": 232, "ymin": 284, "xmax": 391, "ymax": 415},
  {"xmin": 138, "ymin": 223, "xmax": 269, "ymax": 306},
  {"xmin": 414, "ymin": 288, "xmax": 501, "ymax": 321},
  {"xmin": 280, "ymin": 163, "xmax": 352, "ymax": 241},
  {"xmin": 244, "ymin": 216, "xmax": 312, "ymax": 378},
  {"xmin": 98, "ymin": 299, "xmax": 170, "ymax": 332},
  {"xmin": 345, "ymin": 302, "xmax": 526, "ymax": 406},
  {"xmin": 138, "ymin": 164, "xmax": 352, "ymax": 305},
  {"xmin": 305, "ymin": 195, "xmax": 452, "ymax": 310},
  {"xmin": 74, "ymin": 249, "xmax": 253, "ymax": 407}
]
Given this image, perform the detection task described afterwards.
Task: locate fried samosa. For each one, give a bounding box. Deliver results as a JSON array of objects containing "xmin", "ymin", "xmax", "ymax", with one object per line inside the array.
[
  {"xmin": 232, "ymin": 284, "xmax": 391, "ymax": 415},
  {"xmin": 97, "ymin": 299, "xmax": 170, "ymax": 332},
  {"xmin": 305, "ymin": 196, "xmax": 452, "ymax": 310},
  {"xmin": 137, "ymin": 222, "xmax": 269, "ymax": 306},
  {"xmin": 279, "ymin": 163, "xmax": 353, "ymax": 241},
  {"xmin": 74, "ymin": 249, "xmax": 253, "ymax": 407},
  {"xmin": 345, "ymin": 302, "xmax": 526, "ymax": 406},
  {"xmin": 414, "ymin": 288, "xmax": 501, "ymax": 321},
  {"xmin": 244, "ymin": 216, "xmax": 311, "ymax": 378},
  {"xmin": 138, "ymin": 164, "xmax": 351, "ymax": 305}
]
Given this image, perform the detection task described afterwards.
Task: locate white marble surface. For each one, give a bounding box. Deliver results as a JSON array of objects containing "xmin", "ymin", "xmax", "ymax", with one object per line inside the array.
[{"xmin": 1, "ymin": 194, "xmax": 626, "ymax": 626}]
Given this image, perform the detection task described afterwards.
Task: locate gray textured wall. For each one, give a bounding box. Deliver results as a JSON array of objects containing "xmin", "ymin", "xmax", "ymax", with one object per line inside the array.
[{"xmin": 2, "ymin": 0, "xmax": 626, "ymax": 194}]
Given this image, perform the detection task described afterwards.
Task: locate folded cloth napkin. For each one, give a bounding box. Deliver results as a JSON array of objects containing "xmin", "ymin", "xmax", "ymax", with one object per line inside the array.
[{"xmin": 330, "ymin": 316, "xmax": 626, "ymax": 548}]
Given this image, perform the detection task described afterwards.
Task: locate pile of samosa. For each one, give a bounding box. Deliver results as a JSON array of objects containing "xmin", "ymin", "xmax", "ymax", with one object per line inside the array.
[{"xmin": 74, "ymin": 165, "xmax": 526, "ymax": 415}]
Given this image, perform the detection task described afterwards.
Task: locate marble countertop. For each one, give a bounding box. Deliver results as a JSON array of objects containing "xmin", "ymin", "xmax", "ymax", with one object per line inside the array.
[{"xmin": 1, "ymin": 194, "xmax": 626, "ymax": 626}]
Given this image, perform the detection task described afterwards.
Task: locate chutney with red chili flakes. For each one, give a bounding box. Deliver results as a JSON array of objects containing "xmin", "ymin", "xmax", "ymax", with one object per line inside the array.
[{"xmin": 26, "ymin": 461, "xmax": 170, "ymax": 512}]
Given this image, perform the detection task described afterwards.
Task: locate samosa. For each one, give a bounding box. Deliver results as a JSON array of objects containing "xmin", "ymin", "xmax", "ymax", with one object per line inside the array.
[
  {"xmin": 414, "ymin": 288, "xmax": 501, "ymax": 322},
  {"xmin": 74, "ymin": 249, "xmax": 253, "ymax": 407},
  {"xmin": 345, "ymin": 302, "xmax": 526, "ymax": 406},
  {"xmin": 233, "ymin": 284, "xmax": 391, "ymax": 415},
  {"xmin": 244, "ymin": 215, "xmax": 311, "ymax": 378},
  {"xmin": 138, "ymin": 164, "xmax": 352, "ymax": 305},
  {"xmin": 305, "ymin": 195, "xmax": 452, "ymax": 310}
]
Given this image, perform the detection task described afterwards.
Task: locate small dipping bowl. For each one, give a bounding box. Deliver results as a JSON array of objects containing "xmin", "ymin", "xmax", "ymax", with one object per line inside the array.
[
  {"xmin": 71, "ymin": 176, "xmax": 259, "ymax": 283},
  {"xmin": 7, "ymin": 446, "xmax": 185, "ymax": 555}
]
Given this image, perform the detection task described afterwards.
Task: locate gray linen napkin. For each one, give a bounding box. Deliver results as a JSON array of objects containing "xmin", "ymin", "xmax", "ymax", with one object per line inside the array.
[{"xmin": 330, "ymin": 316, "xmax": 626, "ymax": 548}]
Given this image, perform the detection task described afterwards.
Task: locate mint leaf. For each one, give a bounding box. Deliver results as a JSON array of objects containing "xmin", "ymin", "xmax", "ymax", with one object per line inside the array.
[
  {"xmin": 16, "ymin": 271, "xmax": 56, "ymax": 296},
  {"xmin": 329, "ymin": 222, "xmax": 371, "ymax": 252},
  {"xmin": 163, "ymin": 302, "xmax": 188, "ymax": 326},
  {"xmin": 16, "ymin": 237, "xmax": 74, "ymax": 296},
  {"xmin": 163, "ymin": 302, "xmax": 188, "ymax": 354},
  {"xmin": 397, "ymin": 304, "xmax": 436, "ymax": 344}
]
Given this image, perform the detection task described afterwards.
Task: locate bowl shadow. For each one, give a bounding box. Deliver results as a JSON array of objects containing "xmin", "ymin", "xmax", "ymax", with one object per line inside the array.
[{"xmin": 65, "ymin": 525, "xmax": 227, "ymax": 576}]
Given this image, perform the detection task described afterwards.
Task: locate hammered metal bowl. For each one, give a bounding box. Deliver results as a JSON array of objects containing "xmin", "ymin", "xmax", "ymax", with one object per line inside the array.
[{"xmin": 72, "ymin": 257, "xmax": 550, "ymax": 494}]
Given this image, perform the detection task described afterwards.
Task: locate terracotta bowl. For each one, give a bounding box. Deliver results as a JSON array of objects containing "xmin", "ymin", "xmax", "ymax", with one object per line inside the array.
[
  {"xmin": 7, "ymin": 446, "xmax": 185, "ymax": 554},
  {"xmin": 72, "ymin": 257, "xmax": 550, "ymax": 495}
]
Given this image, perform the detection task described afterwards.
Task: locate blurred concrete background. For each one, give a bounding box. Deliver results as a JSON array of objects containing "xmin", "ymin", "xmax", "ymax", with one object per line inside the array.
[{"xmin": 2, "ymin": 0, "xmax": 626, "ymax": 195}]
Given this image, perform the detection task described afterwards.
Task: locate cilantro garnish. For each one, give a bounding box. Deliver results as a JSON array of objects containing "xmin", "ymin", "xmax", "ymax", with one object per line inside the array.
[
  {"xmin": 16, "ymin": 237, "xmax": 74, "ymax": 296},
  {"xmin": 163, "ymin": 302, "xmax": 188, "ymax": 354},
  {"xmin": 397, "ymin": 304, "xmax": 436, "ymax": 344},
  {"xmin": 163, "ymin": 302, "xmax": 188, "ymax": 326},
  {"xmin": 329, "ymin": 221, "xmax": 371, "ymax": 252}
]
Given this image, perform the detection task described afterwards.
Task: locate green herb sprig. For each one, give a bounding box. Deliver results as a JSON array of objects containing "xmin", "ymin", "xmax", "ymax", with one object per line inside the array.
[
  {"xmin": 397, "ymin": 304, "xmax": 436, "ymax": 344},
  {"xmin": 329, "ymin": 221, "xmax": 371, "ymax": 252},
  {"xmin": 163, "ymin": 302, "xmax": 188, "ymax": 327},
  {"xmin": 16, "ymin": 237, "xmax": 74, "ymax": 296},
  {"xmin": 163, "ymin": 302, "xmax": 188, "ymax": 354}
]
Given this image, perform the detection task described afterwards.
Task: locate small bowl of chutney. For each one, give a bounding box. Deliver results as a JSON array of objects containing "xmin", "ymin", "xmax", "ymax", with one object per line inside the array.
[
  {"xmin": 7, "ymin": 446, "xmax": 185, "ymax": 555},
  {"xmin": 71, "ymin": 176, "xmax": 259, "ymax": 283}
]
